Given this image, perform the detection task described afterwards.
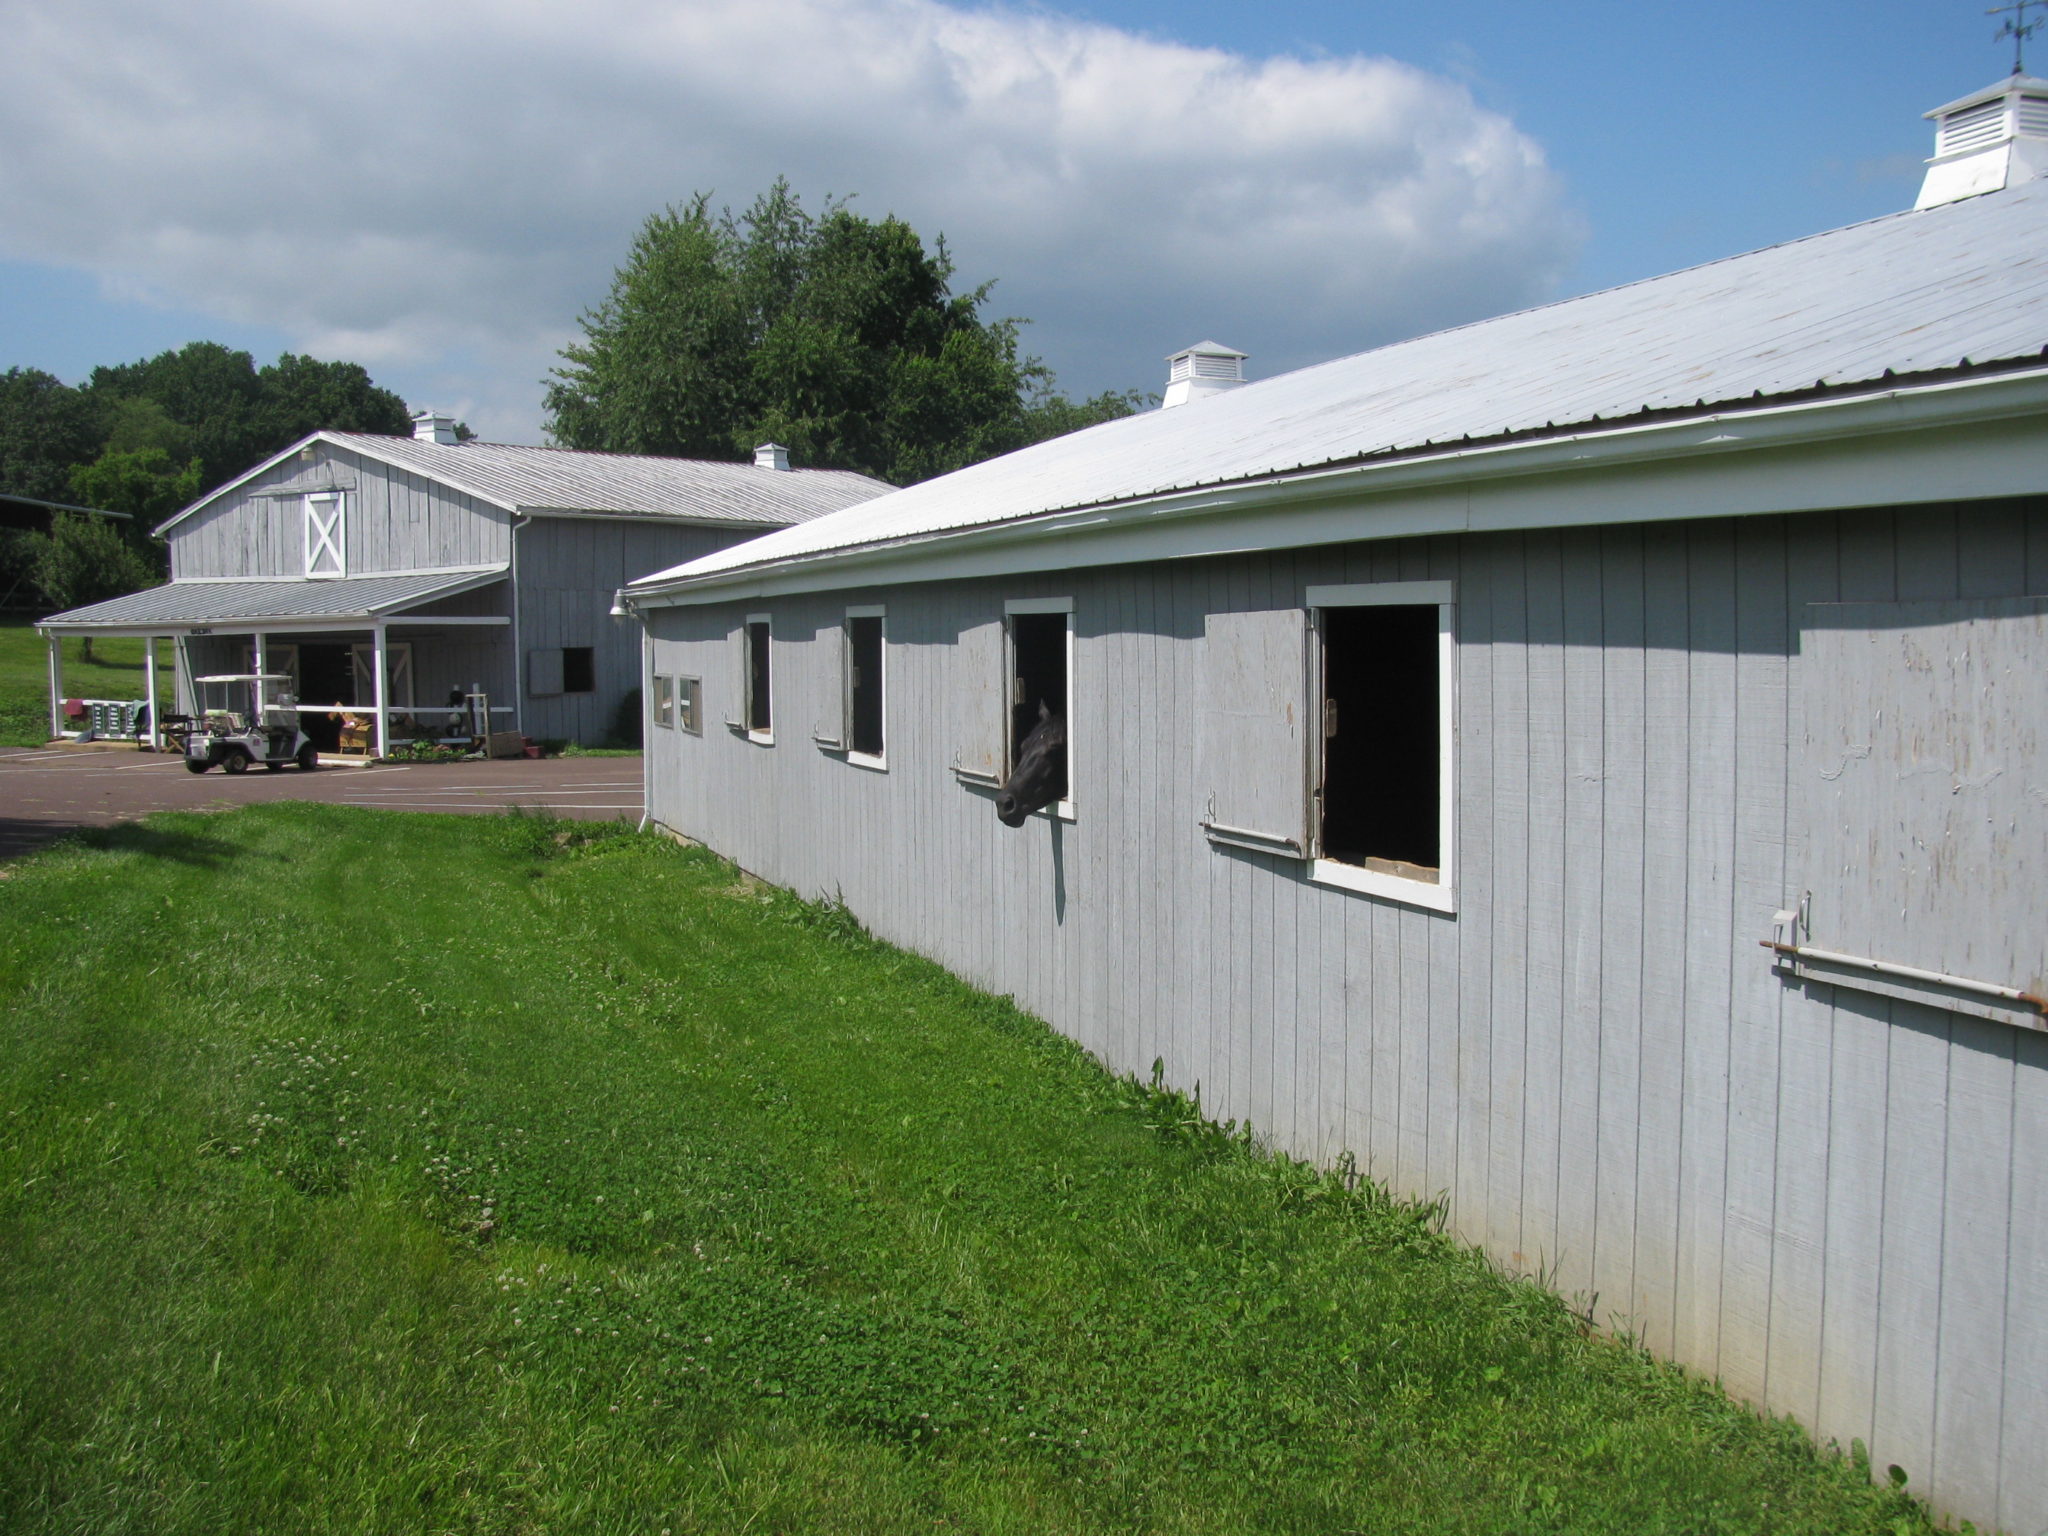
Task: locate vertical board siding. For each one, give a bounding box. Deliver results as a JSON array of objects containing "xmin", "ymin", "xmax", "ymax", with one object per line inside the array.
[{"xmin": 643, "ymin": 499, "xmax": 2046, "ymax": 1536}]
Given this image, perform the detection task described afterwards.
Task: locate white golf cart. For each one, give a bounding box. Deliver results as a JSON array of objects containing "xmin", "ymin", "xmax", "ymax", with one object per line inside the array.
[{"xmin": 182, "ymin": 674, "xmax": 319, "ymax": 774}]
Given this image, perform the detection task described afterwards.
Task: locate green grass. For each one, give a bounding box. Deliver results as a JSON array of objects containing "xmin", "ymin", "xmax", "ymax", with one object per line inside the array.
[
  {"xmin": 0, "ymin": 806, "xmax": 1941, "ymax": 1535},
  {"xmin": 0, "ymin": 616, "xmax": 176, "ymax": 746}
]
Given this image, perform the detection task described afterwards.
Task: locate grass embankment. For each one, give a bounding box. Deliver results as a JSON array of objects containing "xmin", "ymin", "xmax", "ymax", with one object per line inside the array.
[
  {"xmin": 0, "ymin": 807, "xmax": 1938, "ymax": 1535},
  {"xmin": 0, "ymin": 616, "xmax": 175, "ymax": 746}
]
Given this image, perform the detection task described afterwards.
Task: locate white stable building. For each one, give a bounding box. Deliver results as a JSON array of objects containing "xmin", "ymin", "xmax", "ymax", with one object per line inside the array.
[{"xmin": 619, "ymin": 78, "xmax": 2048, "ymax": 1534}]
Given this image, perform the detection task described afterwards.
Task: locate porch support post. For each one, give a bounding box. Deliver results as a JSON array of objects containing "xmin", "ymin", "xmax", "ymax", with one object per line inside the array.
[
  {"xmin": 45, "ymin": 630, "xmax": 61, "ymax": 742},
  {"xmin": 144, "ymin": 638, "xmax": 161, "ymax": 750},
  {"xmin": 253, "ymin": 631, "xmax": 268, "ymax": 683},
  {"xmin": 372, "ymin": 622, "xmax": 389, "ymax": 758}
]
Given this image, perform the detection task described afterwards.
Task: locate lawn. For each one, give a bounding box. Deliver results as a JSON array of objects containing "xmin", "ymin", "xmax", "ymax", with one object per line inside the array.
[
  {"xmin": 0, "ymin": 615, "xmax": 176, "ymax": 746},
  {"xmin": 0, "ymin": 806, "xmax": 1939, "ymax": 1535}
]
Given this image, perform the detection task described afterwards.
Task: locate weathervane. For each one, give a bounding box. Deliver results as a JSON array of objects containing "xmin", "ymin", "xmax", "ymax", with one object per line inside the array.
[{"xmin": 1990, "ymin": 0, "xmax": 2043, "ymax": 74}]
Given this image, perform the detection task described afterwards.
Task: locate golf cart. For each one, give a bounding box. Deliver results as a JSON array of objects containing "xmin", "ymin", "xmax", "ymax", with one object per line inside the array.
[{"xmin": 184, "ymin": 674, "xmax": 319, "ymax": 774}]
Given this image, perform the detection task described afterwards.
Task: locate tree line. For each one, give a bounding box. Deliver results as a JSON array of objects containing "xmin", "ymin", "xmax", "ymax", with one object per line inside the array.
[{"xmin": 3, "ymin": 180, "xmax": 1145, "ymax": 618}]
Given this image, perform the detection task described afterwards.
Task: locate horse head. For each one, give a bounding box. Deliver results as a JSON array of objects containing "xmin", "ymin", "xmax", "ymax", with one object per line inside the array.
[{"xmin": 996, "ymin": 701, "xmax": 1066, "ymax": 827}]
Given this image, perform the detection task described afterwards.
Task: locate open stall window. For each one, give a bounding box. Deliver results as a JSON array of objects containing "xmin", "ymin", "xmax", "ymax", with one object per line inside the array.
[
  {"xmin": 1003, "ymin": 597, "xmax": 1073, "ymax": 818},
  {"xmin": 846, "ymin": 607, "xmax": 885, "ymax": 767},
  {"xmin": 1199, "ymin": 581, "xmax": 1453, "ymax": 912},
  {"xmin": 651, "ymin": 674, "xmax": 674, "ymax": 729},
  {"xmin": 743, "ymin": 615, "xmax": 773, "ymax": 742},
  {"xmin": 676, "ymin": 676, "xmax": 702, "ymax": 735},
  {"xmin": 562, "ymin": 647, "xmax": 596, "ymax": 695}
]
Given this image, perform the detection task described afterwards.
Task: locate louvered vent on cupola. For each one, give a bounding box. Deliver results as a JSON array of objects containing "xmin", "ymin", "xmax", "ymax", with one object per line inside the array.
[
  {"xmin": 1916, "ymin": 74, "xmax": 2048, "ymax": 208},
  {"xmin": 1161, "ymin": 341, "xmax": 1249, "ymax": 409}
]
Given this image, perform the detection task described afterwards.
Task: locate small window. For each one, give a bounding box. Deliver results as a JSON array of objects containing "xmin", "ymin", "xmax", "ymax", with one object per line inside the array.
[
  {"xmin": 745, "ymin": 615, "xmax": 772, "ymax": 740},
  {"xmin": 652, "ymin": 675, "xmax": 674, "ymax": 729},
  {"xmin": 1004, "ymin": 597, "xmax": 1073, "ymax": 816},
  {"xmin": 563, "ymin": 647, "xmax": 596, "ymax": 695},
  {"xmin": 676, "ymin": 676, "xmax": 702, "ymax": 735},
  {"xmin": 1308, "ymin": 581, "xmax": 1455, "ymax": 909},
  {"xmin": 304, "ymin": 493, "xmax": 345, "ymax": 579},
  {"xmin": 847, "ymin": 608, "xmax": 885, "ymax": 765}
]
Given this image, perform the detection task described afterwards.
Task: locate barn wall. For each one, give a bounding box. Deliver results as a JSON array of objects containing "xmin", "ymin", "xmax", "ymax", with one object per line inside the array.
[
  {"xmin": 517, "ymin": 517, "xmax": 773, "ymax": 745},
  {"xmin": 169, "ymin": 446, "xmax": 512, "ymax": 579},
  {"xmin": 643, "ymin": 496, "xmax": 2048, "ymax": 1536}
]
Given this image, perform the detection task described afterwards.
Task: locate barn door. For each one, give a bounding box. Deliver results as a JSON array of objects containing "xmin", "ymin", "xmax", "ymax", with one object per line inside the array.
[
  {"xmin": 1198, "ymin": 607, "xmax": 1311, "ymax": 857},
  {"xmin": 950, "ymin": 615, "xmax": 1005, "ymax": 783},
  {"xmin": 350, "ymin": 642, "xmax": 414, "ymax": 709}
]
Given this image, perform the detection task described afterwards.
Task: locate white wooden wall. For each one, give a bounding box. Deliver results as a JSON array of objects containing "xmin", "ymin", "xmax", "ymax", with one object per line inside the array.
[{"xmin": 644, "ymin": 497, "xmax": 2048, "ymax": 1536}]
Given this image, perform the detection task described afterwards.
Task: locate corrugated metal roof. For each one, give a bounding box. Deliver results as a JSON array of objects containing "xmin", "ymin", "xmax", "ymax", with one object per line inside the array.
[
  {"xmin": 323, "ymin": 436, "xmax": 893, "ymax": 525},
  {"xmin": 40, "ymin": 568, "xmax": 506, "ymax": 629},
  {"xmin": 634, "ymin": 178, "xmax": 2048, "ymax": 592}
]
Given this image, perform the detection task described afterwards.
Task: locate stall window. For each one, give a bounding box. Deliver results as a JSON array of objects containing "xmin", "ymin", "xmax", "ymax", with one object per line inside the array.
[
  {"xmin": 1003, "ymin": 597, "xmax": 1073, "ymax": 817},
  {"xmin": 676, "ymin": 676, "xmax": 702, "ymax": 735},
  {"xmin": 846, "ymin": 608, "xmax": 885, "ymax": 766},
  {"xmin": 652, "ymin": 675, "xmax": 674, "ymax": 729},
  {"xmin": 1199, "ymin": 580, "xmax": 1454, "ymax": 913},
  {"xmin": 744, "ymin": 615, "xmax": 772, "ymax": 741}
]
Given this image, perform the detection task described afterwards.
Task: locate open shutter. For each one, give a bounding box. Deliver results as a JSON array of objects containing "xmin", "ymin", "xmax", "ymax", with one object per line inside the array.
[
  {"xmin": 1791, "ymin": 597, "xmax": 2048, "ymax": 1022},
  {"xmin": 1199, "ymin": 607, "xmax": 1311, "ymax": 857},
  {"xmin": 724, "ymin": 626, "xmax": 746, "ymax": 730},
  {"xmin": 813, "ymin": 623, "xmax": 849, "ymax": 749},
  {"xmin": 950, "ymin": 616, "xmax": 1005, "ymax": 785}
]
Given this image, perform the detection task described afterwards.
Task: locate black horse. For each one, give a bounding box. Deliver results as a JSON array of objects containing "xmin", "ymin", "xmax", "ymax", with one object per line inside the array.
[{"xmin": 996, "ymin": 702, "xmax": 1066, "ymax": 827}]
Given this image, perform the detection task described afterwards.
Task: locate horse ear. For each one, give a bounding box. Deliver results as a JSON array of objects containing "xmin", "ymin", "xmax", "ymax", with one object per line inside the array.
[{"xmin": 1038, "ymin": 698, "xmax": 1051, "ymax": 724}]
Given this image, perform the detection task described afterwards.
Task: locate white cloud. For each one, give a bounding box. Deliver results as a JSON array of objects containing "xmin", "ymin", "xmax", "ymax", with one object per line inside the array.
[{"xmin": 0, "ymin": 0, "xmax": 1581, "ymax": 442}]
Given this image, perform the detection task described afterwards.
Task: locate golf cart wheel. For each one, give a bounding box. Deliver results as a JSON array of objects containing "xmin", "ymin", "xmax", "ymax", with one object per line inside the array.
[
  {"xmin": 221, "ymin": 749, "xmax": 250, "ymax": 775},
  {"xmin": 184, "ymin": 757, "xmax": 209, "ymax": 774},
  {"xmin": 296, "ymin": 742, "xmax": 319, "ymax": 771}
]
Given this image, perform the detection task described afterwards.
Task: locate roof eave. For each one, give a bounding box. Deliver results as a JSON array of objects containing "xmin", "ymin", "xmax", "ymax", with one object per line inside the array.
[{"xmin": 623, "ymin": 365, "xmax": 2048, "ymax": 607}]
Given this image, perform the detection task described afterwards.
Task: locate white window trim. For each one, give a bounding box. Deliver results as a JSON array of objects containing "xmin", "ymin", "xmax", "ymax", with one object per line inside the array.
[
  {"xmin": 651, "ymin": 673, "xmax": 675, "ymax": 730},
  {"xmin": 305, "ymin": 492, "xmax": 346, "ymax": 579},
  {"xmin": 744, "ymin": 613, "xmax": 774, "ymax": 745},
  {"xmin": 676, "ymin": 674, "xmax": 703, "ymax": 736},
  {"xmin": 843, "ymin": 605, "xmax": 887, "ymax": 771},
  {"xmin": 1002, "ymin": 595, "xmax": 1076, "ymax": 822},
  {"xmin": 1304, "ymin": 580, "xmax": 1456, "ymax": 914}
]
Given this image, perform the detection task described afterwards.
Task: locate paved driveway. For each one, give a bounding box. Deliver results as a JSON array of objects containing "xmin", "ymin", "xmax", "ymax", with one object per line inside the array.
[{"xmin": 0, "ymin": 745, "xmax": 644, "ymax": 860}]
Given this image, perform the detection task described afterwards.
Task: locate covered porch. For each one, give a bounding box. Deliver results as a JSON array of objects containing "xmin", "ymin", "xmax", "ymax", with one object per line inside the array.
[{"xmin": 37, "ymin": 568, "xmax": 515, "ymax": 757}]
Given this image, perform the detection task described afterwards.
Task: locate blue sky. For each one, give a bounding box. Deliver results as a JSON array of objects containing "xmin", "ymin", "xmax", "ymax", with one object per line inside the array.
[{"xmin": 0, "ymin": 0, "xmax": 2019, "ymax": 444}]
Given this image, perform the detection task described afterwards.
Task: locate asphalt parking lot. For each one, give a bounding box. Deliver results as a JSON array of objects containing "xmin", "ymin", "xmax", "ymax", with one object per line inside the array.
[{"xmin": 0, "ymin": 744, "xmax": 645, "ymax": 860}]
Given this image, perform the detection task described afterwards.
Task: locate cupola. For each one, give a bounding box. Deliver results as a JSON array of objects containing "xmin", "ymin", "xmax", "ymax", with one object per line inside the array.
[
  {"xmin": 1915, "ymin": 73, "xmax": 2048, "ymax": 208},
  {"xmin": 411, "ymin": 410, "xmax": 460, "ymax": 445},
  {"xmin": 1161, "ymin": 341, "xmax": 1248, "ymax": 410}
]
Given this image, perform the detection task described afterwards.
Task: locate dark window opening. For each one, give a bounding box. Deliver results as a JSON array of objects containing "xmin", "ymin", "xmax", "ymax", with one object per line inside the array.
[
  {"xmin": 1319, "ymin": 604, "xmax": 1439, "ymax": 875},
  {"xmin": 1007, "ymin": 610, "xmax": 1068, "ymax": 798},
  {"xmin": 745, "ymin": 620, "xmax": 772, "ymax": 733},
  {"xmin": 848, "ymin": 615, "xmax": 884, "ymax": 757},
  {"xmin": 563, "ymin": 646, "xmax": 596, "ymax": 695}
]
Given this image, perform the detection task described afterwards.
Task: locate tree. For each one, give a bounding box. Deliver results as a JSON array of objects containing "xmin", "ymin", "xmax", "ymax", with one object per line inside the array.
[
  {"xmin": 0, "ymin": 368, "xmax": 105, "ymax": 503},
  {"xmin": 69, "ymin": 448, "xmax": 201, "ymax": 534},
  {"xmin": 25, "ymin": 512, "xmax": 158, "ymax": 658},
  {"xmin": 87, "ymin": 343, "xmax": 411, "ymax": 490},
  {"xmin": 545, "ymin": 182, "xmax": 1145, "ymax": 485}
]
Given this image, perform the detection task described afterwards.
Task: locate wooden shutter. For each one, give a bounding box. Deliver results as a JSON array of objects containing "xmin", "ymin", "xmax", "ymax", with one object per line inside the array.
[
  {"xmin": 1795, "ymin": 597, "xmax": 2048, "ymax": 1020},
  {"xmin": 813, "ymin": 623, "xmax": 849, "ymax": 749},
  {"xmin": 950, "ymin": 616, "xmax": 1005, "ymax": 785},
  {"xmin": 1199, "ymin": 606, "xmax": 1311, "ymax": 857},
  {"xmin": 527, "ymin": 646, "xmax": 564, "ymax": 697}
]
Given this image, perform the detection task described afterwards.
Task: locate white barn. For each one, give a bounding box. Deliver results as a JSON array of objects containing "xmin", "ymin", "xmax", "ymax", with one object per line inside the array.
[{"xmin": 621, "ymin": 79, "xmax": 2048, "ymax": 1533}]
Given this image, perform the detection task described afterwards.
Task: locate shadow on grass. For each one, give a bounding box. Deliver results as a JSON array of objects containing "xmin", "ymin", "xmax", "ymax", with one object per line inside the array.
[{"xmin": 68, "ymin": 821, "xmax": 248, "ymax": 867}]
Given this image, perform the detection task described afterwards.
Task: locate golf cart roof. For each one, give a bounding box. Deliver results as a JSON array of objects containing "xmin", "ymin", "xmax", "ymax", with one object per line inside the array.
[{"xmin": 194, "ymin": 673, "xmax": 293, "ymax": 684}]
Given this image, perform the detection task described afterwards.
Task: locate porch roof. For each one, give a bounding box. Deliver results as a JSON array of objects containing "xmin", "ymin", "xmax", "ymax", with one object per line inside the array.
[{"xmin": 37, "ymin": 566, "xmax": 508, "ymax": 633}]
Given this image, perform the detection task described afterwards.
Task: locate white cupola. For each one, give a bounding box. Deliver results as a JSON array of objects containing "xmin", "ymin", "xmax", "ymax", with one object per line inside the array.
[
  {"xmin": 753, "ymin": 442, "xmax": 791, "ymax": 471},
  {"xmin": 1161, "ymin": 341, "xmax": 1248, "ymax": 409},
  {"xmin": 411, "ymin": 410, "xmax": 460, "ymax": 445},
  {"xmin": 1915, "ymin": 73, "xmax": 2048, "ymax": 208}
]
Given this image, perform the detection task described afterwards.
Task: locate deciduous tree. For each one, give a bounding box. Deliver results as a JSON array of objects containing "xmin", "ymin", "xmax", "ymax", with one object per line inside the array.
[{"xmin": 546, "ymin": 182, "xmax": 1145, "ymax": 484}]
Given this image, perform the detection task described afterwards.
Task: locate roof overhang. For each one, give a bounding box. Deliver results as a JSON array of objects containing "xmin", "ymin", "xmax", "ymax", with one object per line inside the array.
[
  {"xmin": 621, "ymin": 367, "xmax": 2048, "ymax": 609},
  {"xmin": 37, "ymin": 565, "xmax": 509, "ymax": 636}
]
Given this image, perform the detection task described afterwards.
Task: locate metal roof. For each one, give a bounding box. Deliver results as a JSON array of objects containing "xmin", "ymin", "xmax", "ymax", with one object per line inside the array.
[
  {"xmin": 631, "ymin": 177, "xmax": 2048, "ymax": 594},
  {"xmin": 39, "ymin": 567, "xmax": 507, "ymax": 630},
  {"xmin": 159, "ymin": 436, "xmax": 894, "ymax": 536}
]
